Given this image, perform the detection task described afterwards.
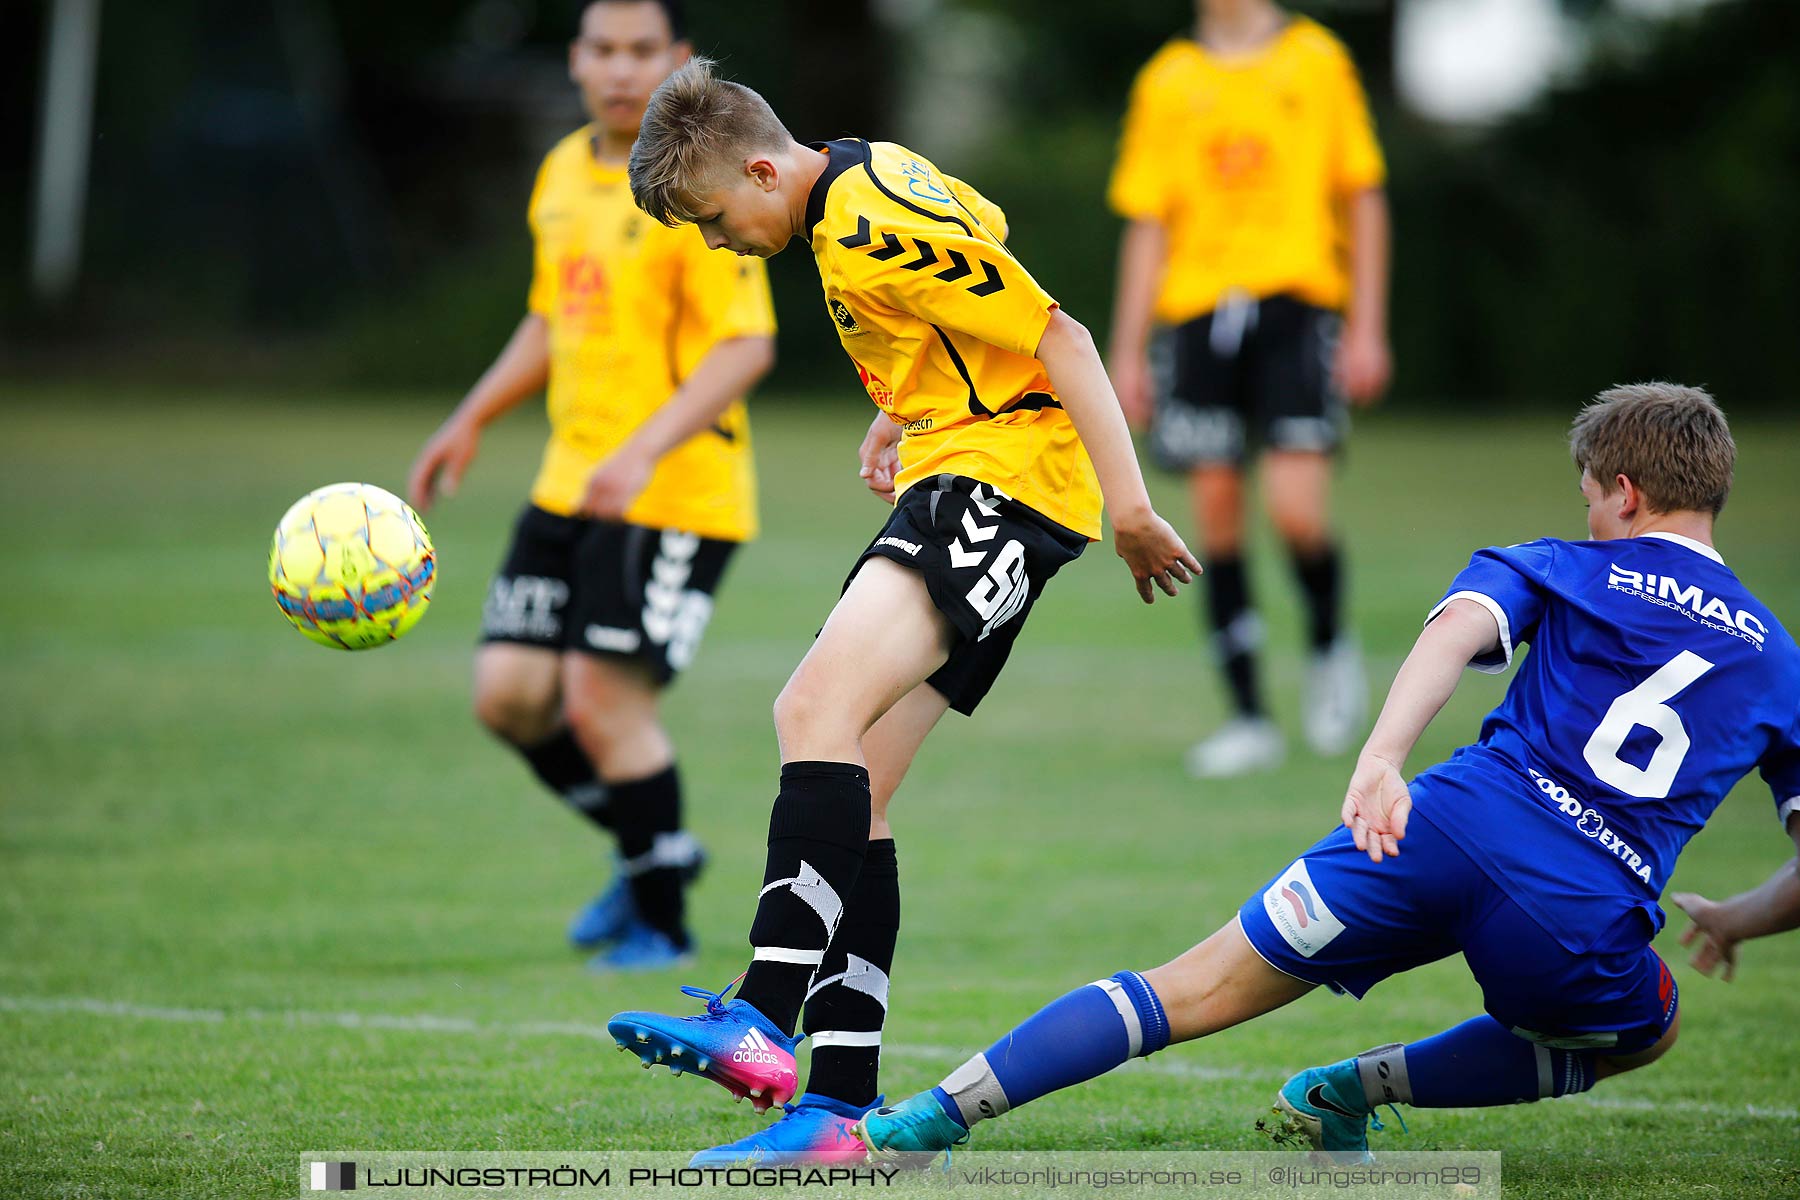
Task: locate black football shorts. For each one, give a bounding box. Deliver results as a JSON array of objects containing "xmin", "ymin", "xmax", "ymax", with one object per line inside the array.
[
  {"xmin": 1149, "ymin": 291, "xmax": 1347, "ymax": 469},
  {"xmin": 480, "ymin": 505, "xmax": 736, "ymax": 684},
  {"xmin": 846, "ymin": 474, "xmax": 1087, "ymax": 716}
]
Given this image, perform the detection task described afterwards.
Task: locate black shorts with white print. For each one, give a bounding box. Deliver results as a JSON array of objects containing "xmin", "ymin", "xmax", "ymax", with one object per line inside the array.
[
  {"xmin": 1148, "ymin": 291, "xmax": 1347, "ymax": 470},
  {"xmin": 847, "ymin": 474, "xmax": 1087, "ymax": 716},
  {"xmin": 480, "ymin": 505, "xmax": 737, "ymax": 685}
]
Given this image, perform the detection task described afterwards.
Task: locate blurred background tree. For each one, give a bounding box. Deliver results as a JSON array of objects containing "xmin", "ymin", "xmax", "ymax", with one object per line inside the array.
[{"xmin": 3, "ymin": 0, "xmax": 1796, "ymax": 406}]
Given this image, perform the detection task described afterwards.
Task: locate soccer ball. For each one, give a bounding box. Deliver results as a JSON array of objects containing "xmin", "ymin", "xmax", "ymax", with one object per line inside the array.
[{"xmin": 268, "ymin": 482, "xmax": 436, "ymax": 650}]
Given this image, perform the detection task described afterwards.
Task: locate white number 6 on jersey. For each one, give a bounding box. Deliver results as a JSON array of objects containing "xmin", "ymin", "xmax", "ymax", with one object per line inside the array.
[{"xmin": 1582, "ymin": 650, "xmax": 1715, "ymax": 799}]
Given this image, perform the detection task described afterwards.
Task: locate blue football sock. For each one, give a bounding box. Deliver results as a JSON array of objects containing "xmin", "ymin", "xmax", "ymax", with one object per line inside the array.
[
  {"xmin": 931, "ymin": 971, "xmax": 1170, "ymax": 1129},
  {"xmin": 1355, "ymin": 1016, "xmax": 1596, "ymax": 1109}
]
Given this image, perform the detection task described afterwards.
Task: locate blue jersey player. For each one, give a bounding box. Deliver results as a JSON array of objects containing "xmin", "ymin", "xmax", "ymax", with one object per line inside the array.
[{"xmin": 855, "ymin": 383, "xmax": 1800, "ymax": 1159}]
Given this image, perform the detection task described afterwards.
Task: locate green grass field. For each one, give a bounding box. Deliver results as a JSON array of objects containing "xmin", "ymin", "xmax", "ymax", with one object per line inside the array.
[{"xmin": 3, "ymin": 390, "xmax": 1798, "ymax": 1199}]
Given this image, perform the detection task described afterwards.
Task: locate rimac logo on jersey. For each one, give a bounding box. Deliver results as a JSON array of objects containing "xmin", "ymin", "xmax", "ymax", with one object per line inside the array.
[
  {"xmin": 1607, "ymin": 564, "xmax": 1766, "ymax": 649},
  {"xmin": 829, "ymin": 298, "xmax": 863, "ymax": 335},
  {"xmin": 1262, "ymin": 859, "xmax": 1345, "ymax": 957}
]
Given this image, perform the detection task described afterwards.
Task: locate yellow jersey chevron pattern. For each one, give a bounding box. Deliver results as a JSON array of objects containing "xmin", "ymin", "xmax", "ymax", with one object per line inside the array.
[
  {"xmin": 804, "ymin": 139, "xmax": 1101, "ymax": 541},
  {"xmin": 836, "ymin": 217, "xmax": 1008, "ymax": 297}
]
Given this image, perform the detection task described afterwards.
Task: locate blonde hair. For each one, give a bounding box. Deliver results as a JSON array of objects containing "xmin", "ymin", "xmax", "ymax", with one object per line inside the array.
[
  {"xmin": 629, "ymin": 56, "xmax": 792, "ymax": 226},
  {"xmin": 1569, "ymin": 382, "xmax": 1735, "ymax": 515}
]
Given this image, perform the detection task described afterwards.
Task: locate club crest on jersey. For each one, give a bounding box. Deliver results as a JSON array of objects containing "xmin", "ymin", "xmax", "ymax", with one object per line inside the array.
[
  {"xmin": 1607, "ymin": 564, "xmax": 1766, "ymax": 649},
  {"xmin": 829, "ymin": 298, "xmax": 864, "ymax": 335},
  {"xmin": 899, "ymin": 158, "xmax": 952, "ymax": 206},
  {"xmin": 1262, "ymin": 860, "xmax": 1345, "ymax": 957}
]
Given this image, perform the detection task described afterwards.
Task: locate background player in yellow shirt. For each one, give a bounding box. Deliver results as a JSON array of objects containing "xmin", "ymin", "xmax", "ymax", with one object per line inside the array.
[
  {"xmin": 601, "ymin": 58, "xmax": 1200, "ymax": 1165},
  {"xmin": 406, "ymin": 0, "xmax": 776, "ymax": 973},
  {"xmin": 1107, "ymin": 0, "xmax": 1392, "ymax": 778}
]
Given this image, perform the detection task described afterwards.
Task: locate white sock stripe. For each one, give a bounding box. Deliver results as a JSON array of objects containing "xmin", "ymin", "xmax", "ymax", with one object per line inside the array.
[
  {"xmin": 619, "ymin": 831, "xmax": 703, "ymax": 877},
  {"xmin": 803, "ymin": 954, "xmax": 892, "ymax": 1009},
  {"xmin": 1534, "ymin": 1044, "xmax": 1554, "ymax": 1099},
  {"xmin": 564, "ymin": 783, "xmax": 609, "ymax": 812},
  {"xmin": 810, "ymin": 1030, "xmax": 883, "ymax": 1049},
  {"xmin": 752, "ymin": 946, "xmax": 824, "ymax": 965},
  {"xmin": 942, "ymin": 1051, "xmax": 1012, "ymax": 1127},
  {"xmin": 1354, "ymin": 1043, "xmax": 1411, "ymax": 1107},
  {"xmin": 1091, "ymin": 978, "xmax": 1143, "ymax": 1059},
  {"xmin": 1219, "ymin": 611, "xmax": 1266, "ymax": 655},
  {"xmin": 757, "ymin": 861, "xmax": 844, "ymax": 935}
]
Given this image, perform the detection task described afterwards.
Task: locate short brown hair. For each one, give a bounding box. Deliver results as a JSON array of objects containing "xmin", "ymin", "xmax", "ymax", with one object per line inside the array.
[
  {"xmin": 629, "ymin": 56, "xmax": 792, "ymax": 226},
  {"xmin": 1569, "ymin": 382, "xmax": 1735, "ymax": 515}
]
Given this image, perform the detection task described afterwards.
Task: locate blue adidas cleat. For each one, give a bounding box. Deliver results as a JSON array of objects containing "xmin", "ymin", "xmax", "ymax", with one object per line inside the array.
[
  {"xmin": 1271, "ymin": 1058, "xmax": 1399, "ymax": 1162},
  {"xmin": 853, "ymin": 1091, "xmax": 970, "ymax": 1166},
  {"xmin": 568, "ymin": 872, "xmax": 636, "ymax": 950},
  {"xmin": 586, "ymin": 921, "xmax": 694, "ymax": 973},
  {"xmin": 568, "ymin": 841, "xmax": 708, "ymax": 950},
  {"xmin": 607, "ymin": 977, "xmax": 800, "ymax": 1114},
  {"xmin": 689, "ymin": 1093, "xmax": 882, "ymax": 1166}
]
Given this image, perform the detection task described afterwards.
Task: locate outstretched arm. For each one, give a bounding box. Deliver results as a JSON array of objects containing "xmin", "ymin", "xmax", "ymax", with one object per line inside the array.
[
  {"xmin": 580, "ymin": 336, "xmax": 775, "ymax": 520},
  {"xmin": 1671, "ymin": 845, "xmax": 1800, "ymax": 981},
  {"xmin": 1343, "ymin": 598, "xmax": 1503, "ymax": 862},
  {"xmin": 1035, "ymin": 308, "xmax": 1201, "ymax": 603},
  {"xmin": 1105, "ymin": 219, "xmax": 1168, "ymax": 430},
  {"xmin": 1335, "ymin": 187, "xmax": 1392, "ymax": 405},
  {"xmin": 408, "ymin": 314, "xmax": 549, "ymax": 511}
]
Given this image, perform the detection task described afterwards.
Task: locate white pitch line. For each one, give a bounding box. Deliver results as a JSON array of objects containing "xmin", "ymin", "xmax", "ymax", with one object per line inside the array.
[{"xmin": 3, "ymin": 994, "xmax": 1793, "ymax": 1121}]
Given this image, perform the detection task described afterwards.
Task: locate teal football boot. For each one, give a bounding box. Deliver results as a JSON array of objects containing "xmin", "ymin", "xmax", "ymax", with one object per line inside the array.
[
  {"xmin": 853, "ymin": 1091, "xmax": 969, "ymax": 1167},
  {"xmin": 1270, "ymin": 1057, "xmax": 1403, "ymax": 1163}
]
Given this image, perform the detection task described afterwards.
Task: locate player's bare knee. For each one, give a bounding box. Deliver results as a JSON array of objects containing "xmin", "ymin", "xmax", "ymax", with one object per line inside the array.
[
  {"xmin": 1598, "ymin": 1011, "xmax": 1680, "ymax": 1079},
  {"xmin": 1270, "ymin": 510, "xmax": 1330, "ymax": 556},
  {"xmin": 564, "ymin": 655, "xmax": 656, "ymax": 727},
  {"xmin": 772, "ymin": 674, "xmax": 822, "ymax": 742},
  {"xmin": 563, "ymin": 676, "xmax": 642, "ymax": 729},
  {"xmin": 472, "ymin": 683, "xmax": 558, "ymax": 746},
  {"xmin": 1200, "ymin": 532, "xmax": 1245, "ymax": 559},
  {"xmin": 474, "ymin": 703, "xmax": 554, "ymax": 747},
  {"xmin": 564, "ymin": 690, "xmax": 653, "ymax": 759},
  {"xmin": 560, "ymin": 691, "xmax": 613, "ymax": 755}
]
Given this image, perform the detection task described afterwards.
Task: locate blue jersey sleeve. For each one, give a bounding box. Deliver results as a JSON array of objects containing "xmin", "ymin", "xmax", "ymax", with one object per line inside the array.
[
  {"xmin": 1761, "ymin": 718, "xmax": 1800, "ymax": 830},
  {"xmin": 1426, "ymin": 540, "xmax": 1559, "ymax": 673}
]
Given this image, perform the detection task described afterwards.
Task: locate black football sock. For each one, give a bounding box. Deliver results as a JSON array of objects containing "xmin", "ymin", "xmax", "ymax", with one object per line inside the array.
[
  {"xmin": 608, "ymin": 765, "xmax": 688, "ymax": 947},
  {"xmin": 519, "ymin": 728, "xmax": 612, "ymax": 830},
  {"xmin": 802, "ymin": 838, "xmax": 898, "ymax": 1108},
  {"xmin": 1203, "ymin": 555, "xmax": 1264, "ymax": 718},
  {"xmin": 737, "ymin": 762, "xmax": 872, "ymax": 1037},
  {"xmin": 1291, "ymin": 542, "xmax": 1343, "ymax": 652}
]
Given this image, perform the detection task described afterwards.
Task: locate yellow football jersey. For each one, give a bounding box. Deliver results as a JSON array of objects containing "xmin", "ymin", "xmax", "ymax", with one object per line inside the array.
[
  {"xmin": 1108, "ymin": 17, "xmax": 1385, "ymax": 324},
  {"xmin": 526, "ymin": 127, "xmax": 775, "ymax": 540},
  {"xmin": 804, "ymin": 139, "xmax": 1102, "ymax": 540}
]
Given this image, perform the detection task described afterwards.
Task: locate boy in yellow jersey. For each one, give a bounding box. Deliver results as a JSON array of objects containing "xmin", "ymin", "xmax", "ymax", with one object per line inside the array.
[
  {"xmin": 1107, "ymin": 0, "xmax": 1392, "ymax": 778},
  {"xmin": 406, "ymin": 1, "xmax": 775, "ymax": 973},
  {"xmin": 601, "ymin": 58, "xmax": 1200, "ymax": 1164}
]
